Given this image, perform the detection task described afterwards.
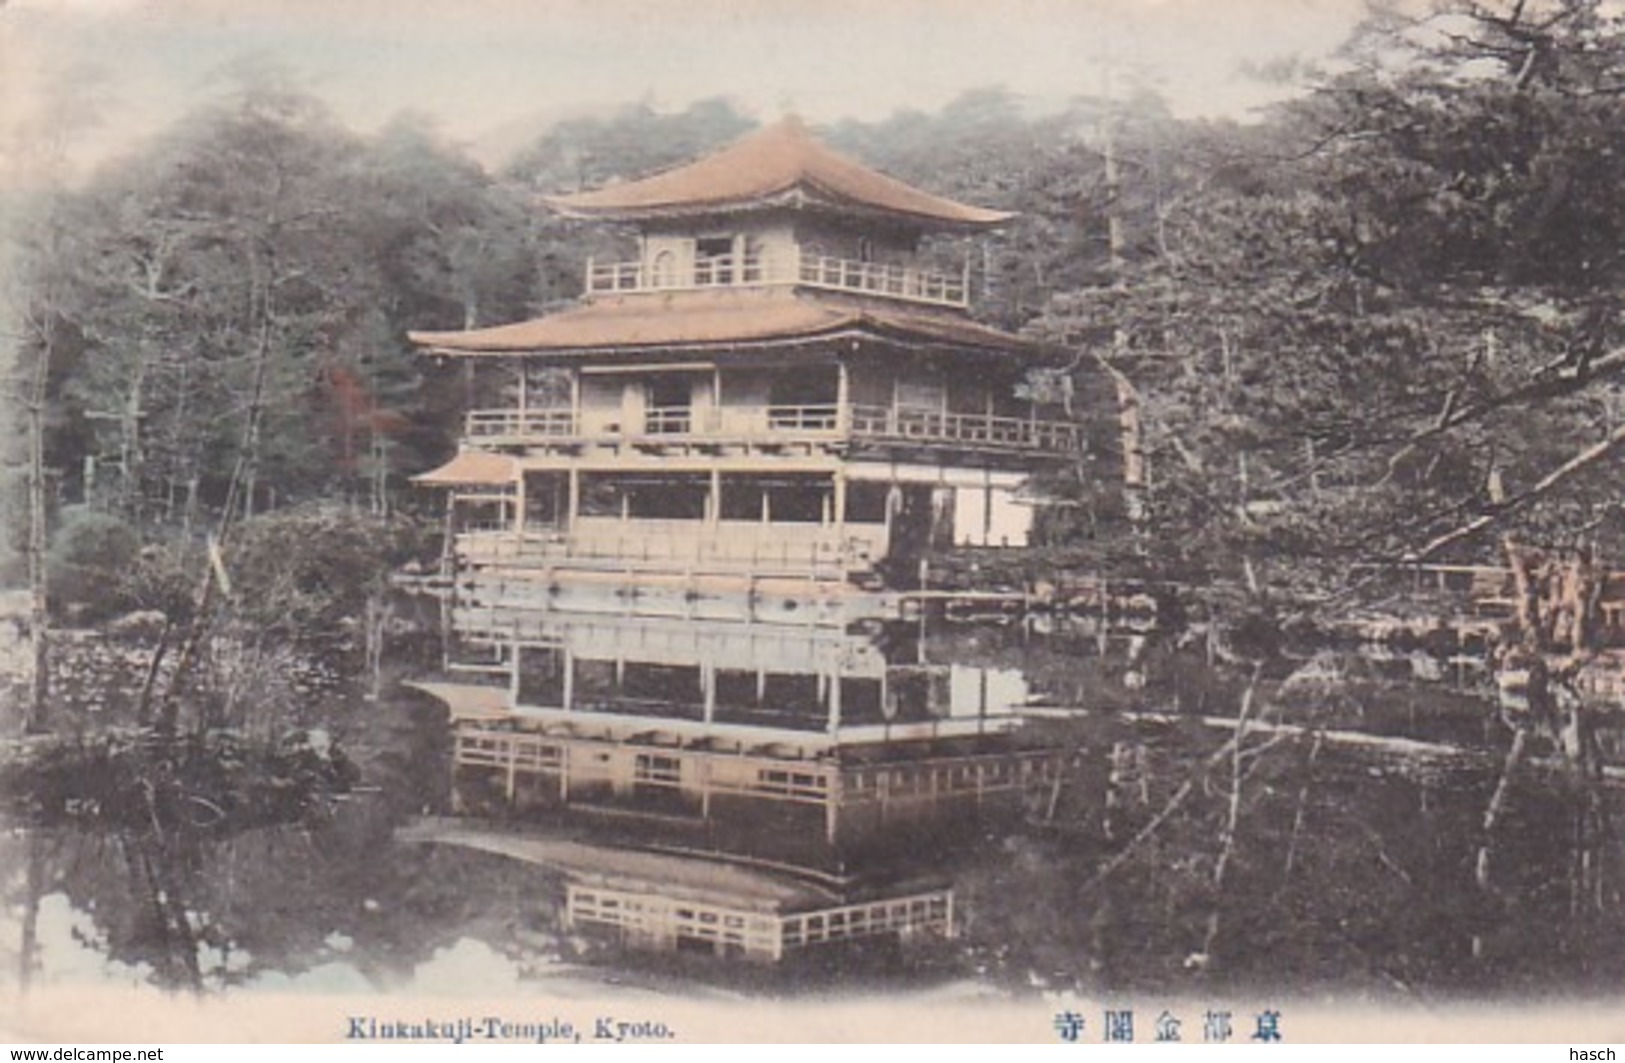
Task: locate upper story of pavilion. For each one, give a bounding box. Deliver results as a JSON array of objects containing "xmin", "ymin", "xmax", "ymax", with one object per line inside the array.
[{"xmin": 547, "ymin": 116, "xmax": 1009, "ymax": 310}]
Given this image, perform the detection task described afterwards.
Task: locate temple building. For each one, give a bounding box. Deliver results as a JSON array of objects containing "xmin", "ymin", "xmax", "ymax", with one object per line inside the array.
[
  {"xmin": 411, "ymin": 118, "xmax": 1081, "ymax": 588},
  {"xmin": 414, "ymin": 606, "xmax": 1061, "ymax": 873}
]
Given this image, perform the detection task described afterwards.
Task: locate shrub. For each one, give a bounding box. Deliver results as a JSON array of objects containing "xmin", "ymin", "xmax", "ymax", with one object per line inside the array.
[
  {"xmin": 47, "ymin": 506, "xmax": 142, "ymax": 622},
  {"xmin": 225, "ymin": 506, "xmax": 423, "ymax": 635}
]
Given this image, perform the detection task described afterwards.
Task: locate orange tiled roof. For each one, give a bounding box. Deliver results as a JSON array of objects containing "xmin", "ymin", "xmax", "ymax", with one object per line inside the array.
[
  {"xmin": 545, "ymin": 117, "xmax": 1013, "ymax": 229},
  {"xmin": 408, "ymin": 288, "xmax": 1034, "ymax": 357}
]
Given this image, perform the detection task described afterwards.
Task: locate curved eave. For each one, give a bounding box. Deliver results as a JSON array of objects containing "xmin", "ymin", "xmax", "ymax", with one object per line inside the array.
[
  {"xmin": 412, "ymin": 449, "xmax": 518, "ymax": 486},
  {"xmin": 546, "ymin": 181, "xmax": 1015, "ymax": 232},
  {"xmin": 408, "ymin": 298, "xmax": 1040, "ymax": 361}
]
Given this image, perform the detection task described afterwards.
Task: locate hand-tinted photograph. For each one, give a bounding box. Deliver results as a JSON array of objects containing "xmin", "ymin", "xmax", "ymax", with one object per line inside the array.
[{"xmin": 2, "ymin": 0, "xmax": 1622, "ymax": 1045}]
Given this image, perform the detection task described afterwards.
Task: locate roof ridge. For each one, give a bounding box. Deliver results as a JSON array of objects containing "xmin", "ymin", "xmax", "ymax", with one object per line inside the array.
[{"xmin": 546, "ymin": 117, "xmax": 1012, "ymax": 229}]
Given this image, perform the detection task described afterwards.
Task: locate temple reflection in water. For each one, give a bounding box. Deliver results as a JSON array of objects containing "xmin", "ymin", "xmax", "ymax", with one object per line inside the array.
[{"xmin": 408, "ymin": 595, "xmax": 1062, "ymax": 966}]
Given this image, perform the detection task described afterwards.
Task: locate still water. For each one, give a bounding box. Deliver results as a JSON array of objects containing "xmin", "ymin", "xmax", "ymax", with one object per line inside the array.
[{"xmin": 2, "ymin": 590, "xmax": 1622, "ymax": 1011}]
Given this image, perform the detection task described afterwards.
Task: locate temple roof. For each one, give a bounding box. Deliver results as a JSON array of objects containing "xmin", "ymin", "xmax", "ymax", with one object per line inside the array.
[
  {"xmin": 408, "ymin": 288, "xmax": 1035, "ymax": 358},
  {"xmin": 412, "ymin": 449, "xmax": 518, "ymax": 485},
  {"xmin": 545, "ymin": 117, "xmax": 1013, "ymax": 229}
]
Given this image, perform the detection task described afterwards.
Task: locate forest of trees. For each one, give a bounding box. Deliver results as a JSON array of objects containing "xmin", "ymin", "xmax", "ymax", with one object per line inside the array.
[
  {"xmin": 6, "ymin": 1, "xmax": 1624, "ymax": 1002},
  {"xmin": 9, "ymin": 0, "xmax": 1625, "ymax": 618}
]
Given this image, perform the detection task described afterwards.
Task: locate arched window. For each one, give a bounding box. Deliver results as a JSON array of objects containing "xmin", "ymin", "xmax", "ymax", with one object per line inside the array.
[{"xmin": 650, "ymin": 250, "xmax": 677, "ymax": 288}]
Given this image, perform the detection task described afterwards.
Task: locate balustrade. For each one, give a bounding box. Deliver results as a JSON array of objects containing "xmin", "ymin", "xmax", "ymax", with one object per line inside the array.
[{"xmin": 583, "ymin": 249, "xmax": 969, "ymax": 308}]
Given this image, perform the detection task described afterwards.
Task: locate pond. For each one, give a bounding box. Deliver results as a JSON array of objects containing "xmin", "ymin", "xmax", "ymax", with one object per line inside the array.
[{"xmin": 2, "ymin": 589, "xmax": 1621, "ymax": 1040}]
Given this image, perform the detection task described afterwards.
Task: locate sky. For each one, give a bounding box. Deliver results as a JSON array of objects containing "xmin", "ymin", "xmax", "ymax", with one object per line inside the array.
[{"xmin": 0, "ymin": 0, "xmax": 1370, "ymax": 179}]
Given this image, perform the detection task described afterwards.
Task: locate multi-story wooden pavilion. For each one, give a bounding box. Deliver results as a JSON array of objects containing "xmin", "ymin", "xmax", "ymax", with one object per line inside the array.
[{"xmin": 412, "ymin": 117, "xmax": 1080, "ymax": 587}]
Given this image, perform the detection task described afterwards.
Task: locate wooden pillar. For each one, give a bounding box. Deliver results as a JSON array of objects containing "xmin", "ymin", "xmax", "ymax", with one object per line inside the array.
[
  {"xmin": 836, "ymin": 360, "xmax": 851, "ymax": 435},
  {"xmin": 827, "ymin": 667, "xmax": 841, "ymax": 737},
  {"xmin": 824, "ymin": 769, "xmax": 840, "ymax": 846},
  {"xmin": 509, "ymin": 639, "xmax": 522, "ymax": 702}
]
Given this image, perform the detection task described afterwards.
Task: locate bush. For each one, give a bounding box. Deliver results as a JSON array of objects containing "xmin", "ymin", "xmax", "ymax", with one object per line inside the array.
[
  {"xmin": 225, "ymin": 506, "xmax": 426, "ymax": 635},
  {"xmin": 47, "ymin": 506, "xmax": 142, "ymax": 622}
]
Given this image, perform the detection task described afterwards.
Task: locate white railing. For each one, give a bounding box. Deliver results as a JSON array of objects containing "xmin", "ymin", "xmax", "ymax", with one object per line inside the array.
[
  {"xmin": 583, "ymin": 248, "xmax": 969, "ymax": 308},
  {"xmin": 848, "ymin": 404, "xmax": 1084, "ymax": 453},
  {"xmin": 765, "ymin": 403, "xmax": 841, "ymax": 432},
  {"xmin": 643, "ymin": 405, "xmax": 693, "ymax": 435},
  {"xmin": 796, "ymin": 255, "xmax": 967, "ymax": 306},
  {"xmin": 457, "ymin": 525, "xmax": 854, "ymax": 574},
  {"xmin": 466, "ymin": 408, "xmax": 577, "ymax": 439},
  {"xmin": 464, "ymin": 402, "xmax": 1081, "ymax": 453},
  {"xmin": 587, "ymin": 253, "xmax": 774, "ymax": 292}
]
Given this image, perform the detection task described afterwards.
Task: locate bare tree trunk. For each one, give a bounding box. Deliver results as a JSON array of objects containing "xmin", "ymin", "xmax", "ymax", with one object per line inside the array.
[
  {"xmin": 364, "ymin": 591, "xmax": 387, "ymax": 702},
  {"xmin": 370, "ymin": 425, "xmax": 387, "ymax": 517},
  {"xmin": 24, "ymin": 313, "xmax": 52, "ymax": 735},
  {"xmin": 18, "ymin": 831, "xmax": 44, "ymax": 994},
  {"xmin": 227, "ymin": 245, "xmax": 274, "ymax": 528},
  {"xmin": 147, "ymin": 241, "xmax": 275, "ymax": 733},
  {"xmin": 1098, "ymin": 357, "xmax": 1145, "ymax": 525},
  {"xmin": 1475, "ymin": 728, "xmax": 1527, "ymax": 892},
  {"xmin": 119, "ymin": 360, "xmax": 146, "ymax": 519}
]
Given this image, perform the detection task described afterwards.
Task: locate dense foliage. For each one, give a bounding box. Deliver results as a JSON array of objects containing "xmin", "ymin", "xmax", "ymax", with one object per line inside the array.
[{"xmin": 11, "ymin": 1, "xmax": 1625, "ymax": 612}]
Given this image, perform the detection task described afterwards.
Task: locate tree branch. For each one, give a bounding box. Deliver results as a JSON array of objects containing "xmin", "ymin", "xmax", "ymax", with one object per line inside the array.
[{"xmin": 1410, "ymin": 418, "xmax": 1625, "ymax": 559}]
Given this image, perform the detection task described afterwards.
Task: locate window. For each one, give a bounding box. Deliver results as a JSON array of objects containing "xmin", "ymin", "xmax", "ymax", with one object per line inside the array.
[
  {"xmin": 845, "ymin": 482, "xmax": 890, "ymax": 525},
  {"xmin": 644, "ymin": 374, "xmax": 693, "ymax": 434},
  {"xmin": 577, "ymin": 473, "xmax": 708, "ymax": 520},
  {"xmin": 695, "ymin": 236, "xmax": 734, "ymax": 285},
  {"xmin": 719, "ymin": 473, "xmax": 834, "ymax": 525},
  {"xmin": 650, "ymin": 249, "xmax": 677, "ymax": 288},
  {"xmin": 623, "ymin": 663, "xmax": 704, "ymax": 709},
  {"xmin": 626, "ymin": 475, "xmax": 708, "ymax": 520},
  {"xmin": 768, "ymin": 366, "xmax": 838, "ymax": 410},
  {"xmin": 516, "ymin": 645, "xmax": 565, "ymax": 707},
  {"xmin": 742, "ymin": 234, "xmax": 766, "ymax": 282}
]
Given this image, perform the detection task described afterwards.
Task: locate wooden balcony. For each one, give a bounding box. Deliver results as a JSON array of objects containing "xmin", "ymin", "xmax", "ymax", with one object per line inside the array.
[
  {"xmin": 845, "ymin": 404, "xmax": 1082, "ymax": 453},
  {"xmin": 584, "ymin": 249, "xmax": 970, "ymax": 309},
  {"xmin": 464, "ymin": 402, "xmax": 1081, "ymax": 455},
  {"xmin": 454, "ymin": 523, "xmax": 867, "ymax": 580}
]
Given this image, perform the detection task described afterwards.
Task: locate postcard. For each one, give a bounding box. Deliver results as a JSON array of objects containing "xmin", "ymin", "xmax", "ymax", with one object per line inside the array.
[{"xmin": 2, "ymin": 0, "xmax": 1622, "ymax": 1046}]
